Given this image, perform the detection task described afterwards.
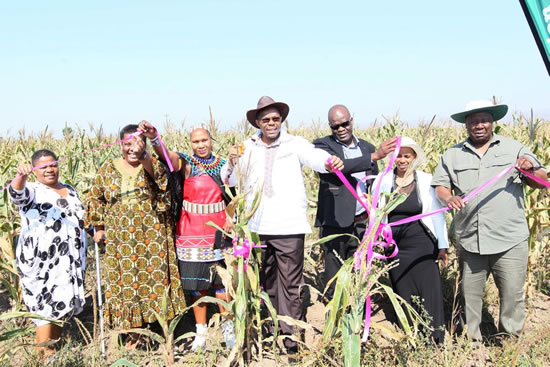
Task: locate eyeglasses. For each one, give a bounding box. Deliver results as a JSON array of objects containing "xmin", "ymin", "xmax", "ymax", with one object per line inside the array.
[
  {"xmin": 260, "ymin": 116, "xmax": 282, "ymax": 124},
  {"xmin": 329, "ymin": 121, "xmax": 351, "ymax": 130}
]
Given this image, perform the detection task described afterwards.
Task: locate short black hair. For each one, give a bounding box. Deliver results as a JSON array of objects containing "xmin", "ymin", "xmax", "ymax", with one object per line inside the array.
[
  {"xmin": 119, "ymin": 124, "xmax": 146, "ymax": 142},
  {"xmin": 31, "ymin": 149, "xmax": 58, "ymax": 166}
]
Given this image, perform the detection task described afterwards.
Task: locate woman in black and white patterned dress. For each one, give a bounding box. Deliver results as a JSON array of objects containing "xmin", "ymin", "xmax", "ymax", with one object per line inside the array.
[{"xmin": 9, "ymin": 149, "xmax": 87, "ymax": 358}]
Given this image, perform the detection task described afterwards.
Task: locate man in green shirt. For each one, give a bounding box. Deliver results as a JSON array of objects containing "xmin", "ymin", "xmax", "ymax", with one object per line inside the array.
[{"xmin": 431, "ymin": 100, "xmax": 547, "ymax": 341}]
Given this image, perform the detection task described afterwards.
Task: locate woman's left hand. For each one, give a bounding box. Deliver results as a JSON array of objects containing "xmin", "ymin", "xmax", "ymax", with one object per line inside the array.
[
  {"xmin": 222, "ymin": 218, "xmax": 234, "ymax": 234},
  {"xmin": 436, "ymin": 249, "xmax": 448, "ymax": 267},
  {"xmin": 131, "ymin": 136, "xmax": 147, "ymax": 160}
]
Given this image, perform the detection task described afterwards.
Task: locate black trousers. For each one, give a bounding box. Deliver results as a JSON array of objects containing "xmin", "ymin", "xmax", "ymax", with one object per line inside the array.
[
  {"xmin": 259, "ymin": 234, "xmax": 306, "ymax": 348},
  {"xmin": 320, "ymin": 222, "xmax": 366, "ymax": 300}
]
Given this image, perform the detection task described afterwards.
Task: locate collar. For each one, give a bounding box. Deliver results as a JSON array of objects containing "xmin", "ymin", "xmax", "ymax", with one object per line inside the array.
[
  {"xmin": 251, "ymin": 129, "xmax": 290, "ymax": 148},
  {"xmin": 334, "ymin": 134, "xmax": 359, "ymax": 148},
  {"xmin": 463, "ymin": 133, "xmax": 501, "ymax": 152}
]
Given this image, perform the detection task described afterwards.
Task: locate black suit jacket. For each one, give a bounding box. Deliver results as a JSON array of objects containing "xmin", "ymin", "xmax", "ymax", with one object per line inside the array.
[{"xmin": 313, "ymin": 135, "xmax": 378, "ymax": 228}]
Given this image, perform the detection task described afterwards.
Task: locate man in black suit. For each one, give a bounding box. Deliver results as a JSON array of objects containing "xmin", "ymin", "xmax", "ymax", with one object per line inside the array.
[{"xmin": 313, "ymin": 104, "xmax": 396, "ymax": 299}]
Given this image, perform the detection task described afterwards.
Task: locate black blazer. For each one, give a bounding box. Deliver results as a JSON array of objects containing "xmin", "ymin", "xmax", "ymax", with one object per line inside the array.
[{"xmin": 313, "ymin": 135, "xmax": 378, "ymax": 228}]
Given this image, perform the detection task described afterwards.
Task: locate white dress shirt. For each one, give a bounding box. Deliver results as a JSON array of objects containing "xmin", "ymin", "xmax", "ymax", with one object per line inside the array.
[
  {"xmin": 221, "ymin": 130, "xmax": 330, "ymax": 235},
  {"xmin": 335, "ymin": 135, "xmax": 367, "ymax": 216}
]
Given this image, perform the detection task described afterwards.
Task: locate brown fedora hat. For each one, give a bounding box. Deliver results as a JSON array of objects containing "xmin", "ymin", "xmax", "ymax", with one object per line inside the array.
[{"xmin": 246, "ymin": 96, "xmax": 290, "ymax": 128}]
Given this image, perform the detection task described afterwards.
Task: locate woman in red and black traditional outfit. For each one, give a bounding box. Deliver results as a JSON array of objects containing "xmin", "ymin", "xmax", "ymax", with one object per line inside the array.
[{"xmin": 138, "ymin": 121, "xmax": 235, "ymax": 351}]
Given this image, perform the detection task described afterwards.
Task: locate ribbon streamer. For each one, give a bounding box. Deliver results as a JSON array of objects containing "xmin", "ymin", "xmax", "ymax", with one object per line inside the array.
[
  {"xmin": 1, "ymin": 131, "xmax": 143, "ymax": 194},
  {"xmin": 517, "ymin": 167, "xmax": 550, "ymax": 188},
  {"xmin": 1, "ymin": 129, "xmax": 179, "ymax": 193},
  {"xmin": 155, "ymin": 130, "xmax": 174, "ymax": 172},
  {"xmin": 386, "ymin": 165, "xmax": 550, "ymax": 228},
  {"xmin": 388, "ymin": 165, "xmax": 515, "ymax": 227},
  {"xmin": 329, "ymin": 137, "xmax": 403, "ymax": 343}
]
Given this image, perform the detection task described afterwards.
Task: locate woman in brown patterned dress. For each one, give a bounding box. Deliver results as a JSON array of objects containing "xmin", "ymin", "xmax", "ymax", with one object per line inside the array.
[{"xmin": 86, "ymin": 124, "xmax": 186, "ymax": 345}]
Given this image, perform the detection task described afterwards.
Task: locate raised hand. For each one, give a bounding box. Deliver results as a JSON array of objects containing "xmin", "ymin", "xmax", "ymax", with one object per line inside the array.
[
  {"xmin": 372, "ymin": 137, "xmax": 398, "ymax": 161},
  {"xmin": 17, "ymin": 164, "xmax": 34, "ymax": 177},
  {"xmin": 228, "ymin": 144, "xmax": 244, "ymax": 167},
  {"xmin": 11, "ymin": 163, "xmax": 34, "ymax": 190},
  {"xmin": 138, "ymin": 120, "xmax": 157, "ymax": 139},
  {"xmin": 130, "ymin": 135, "xmax": 146, "ymax": 159}
]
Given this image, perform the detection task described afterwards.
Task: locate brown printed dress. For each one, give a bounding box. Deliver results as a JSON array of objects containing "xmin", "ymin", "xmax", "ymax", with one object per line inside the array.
[{"xmin": 86, "ymin": 157, "xmax": 186, "ymax": 328}]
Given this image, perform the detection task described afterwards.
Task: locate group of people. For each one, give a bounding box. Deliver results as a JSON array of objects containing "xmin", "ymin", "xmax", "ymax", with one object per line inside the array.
[{"xmin": 9, "ymin": 96, "xmax": 547, "ymax": 358}]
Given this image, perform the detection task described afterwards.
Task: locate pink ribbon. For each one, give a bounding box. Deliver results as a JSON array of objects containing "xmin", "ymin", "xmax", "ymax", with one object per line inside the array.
[
  {"xmin": 232, "ymin": 236, "xmax": 265, "ymax": 272},
  {"xmin": 328, "ymin": 137, "xmax": 403, "ymax": 343},
  {"xmin": 1, "ymin": 131, "xmax": 143, "ymax": 194},
  {"xmin": 330, "ymin": 164, "xmax": 372, "ymax": 216},
  {"xmin": 388, "ymin": 165, "xmax": 515, "ymax": 227},
  {"xmin": 386, "ymin": 164, "xmax": 550, "ymax": 228},
  {"xmin": 517, "ymin": 167, "xmax": 550, "ymax": 188},
  {"xmin": 1, "ymin": 129, "xmax": 179, "ymax": 193},
  {"xmin": 155, "ymin": 130, "xmax": 174, "ymax": 172}
]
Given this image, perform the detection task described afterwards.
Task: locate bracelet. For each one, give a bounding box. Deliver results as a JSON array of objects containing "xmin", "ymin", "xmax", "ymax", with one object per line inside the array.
[{"xmin": 150, "ymin": 136, "xmax": 160, "ymax": 146}]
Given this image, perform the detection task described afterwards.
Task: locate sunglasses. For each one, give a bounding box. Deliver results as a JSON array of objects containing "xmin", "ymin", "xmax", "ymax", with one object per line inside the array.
[
  {"xmin": 260, "ymin": 116, "xmax": 281, "ymax": 124},
  {"xmin": 329, "ymin": 120, "xmax": 351, "ymax": 130}
]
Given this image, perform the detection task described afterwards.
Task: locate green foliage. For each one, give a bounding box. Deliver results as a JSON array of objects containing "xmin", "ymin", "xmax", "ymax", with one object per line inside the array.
[
  {"xmin": 319, "ymin": 189, "xmax": 428, "ymax": 366},
  {"xmin": 207, "ymin": 160, "xmax": 284, "ymax": 366},
  {"xmin": 110, "ymin": 359, "xmax": 140, "ymax": 367},
  {"xmin": 0, "ymin": 118, "xmax": 549, "ymax": 365}
]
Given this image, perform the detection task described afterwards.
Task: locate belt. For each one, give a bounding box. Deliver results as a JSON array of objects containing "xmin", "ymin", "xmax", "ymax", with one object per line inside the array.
[
  {"xmin": 353, "ymin": 212, "xmax": 368, "ymax": 223},
  {"xmin": 182, "ymin": 200, "xmax": 226, "ymax": 214}
]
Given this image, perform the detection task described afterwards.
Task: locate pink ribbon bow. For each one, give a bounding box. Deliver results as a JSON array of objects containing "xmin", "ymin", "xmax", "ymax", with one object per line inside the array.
[{"xmin": 232, "ymin": 236, "xmax": 265, "ymax": 272}]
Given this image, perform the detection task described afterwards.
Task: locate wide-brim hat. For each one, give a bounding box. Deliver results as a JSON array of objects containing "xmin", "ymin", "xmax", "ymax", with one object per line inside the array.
[
  {"xmin": 399, "ymin": 136, "xmax": 426, "ymax": 167},
  {"xmin": 246, "ymin": 96, "xmax": 290, "ymax": 128},
  {"xmin": 451, "ymin": 100, "xmax": 508, "ymax": 123}
]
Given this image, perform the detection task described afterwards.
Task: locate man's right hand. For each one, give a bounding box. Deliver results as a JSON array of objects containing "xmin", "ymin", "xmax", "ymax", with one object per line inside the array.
[
  {"xmin": 372, "ymin": 137, "xmax": 398, "ymax": 162},
  {"xmin": 228, "ymin": 144, "xmax": 244, "ymax": 167},
  {"xmin": 326, "ymin": 155, "xmax": 344, "ymax": 172},
  {"xmin": 446, "ymin": 195, "xmax": 466, "ymax": 210},
  {"xmin": 137, "ymin": 120, "xmax": 157, "ymax": 139}
]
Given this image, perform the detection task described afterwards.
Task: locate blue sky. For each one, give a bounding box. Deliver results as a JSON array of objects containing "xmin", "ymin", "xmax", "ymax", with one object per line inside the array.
[{"xmin": 1, "ymin": 1, "xmax": 549, "ymax": 136}]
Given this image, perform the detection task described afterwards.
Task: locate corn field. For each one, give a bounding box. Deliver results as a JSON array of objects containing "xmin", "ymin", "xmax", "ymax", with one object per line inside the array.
[{"xmin": 1, "ymin": 112, "xmax": 550, "ymax": 366}]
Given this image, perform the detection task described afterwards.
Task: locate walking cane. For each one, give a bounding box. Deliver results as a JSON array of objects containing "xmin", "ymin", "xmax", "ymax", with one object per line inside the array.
[{"xmin": 93, "ymin": 230, "xmax": 106, "ymax": 359}]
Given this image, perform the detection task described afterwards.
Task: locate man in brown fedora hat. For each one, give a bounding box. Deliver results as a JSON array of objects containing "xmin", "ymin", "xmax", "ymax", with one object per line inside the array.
[
  {"xmin": 313, "ymin": 104, "xmax": 397, "ymax": 301},
  {"xmin": 432, "ymin": 100, "xmax": 547, "ymax": 341},
  {"xmin": 221, "ymin": 96, "xmax": 344, "ymax": 353}
]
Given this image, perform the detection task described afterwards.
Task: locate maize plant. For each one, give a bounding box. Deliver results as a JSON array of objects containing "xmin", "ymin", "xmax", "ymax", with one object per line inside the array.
[
  {"xmin": 0, "ymin": 116, "xmax": 548, "ymax": 366},
  {"xmin": 206, "ymin": 150, "xmax": 286, "ymax": 366}
]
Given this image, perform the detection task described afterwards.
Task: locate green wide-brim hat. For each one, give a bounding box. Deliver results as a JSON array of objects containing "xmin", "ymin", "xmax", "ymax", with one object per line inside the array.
[{"xmin": 451, "ymin": 100, "xmax": 508, "ymax": 123}]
